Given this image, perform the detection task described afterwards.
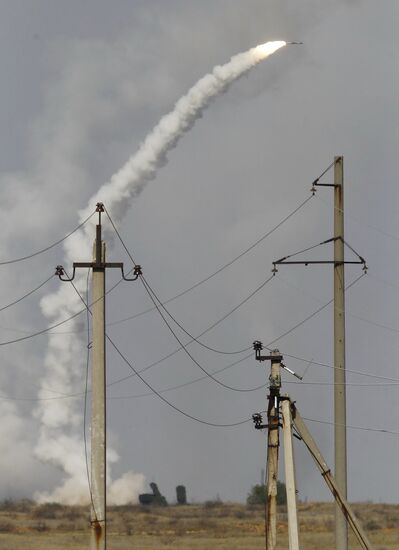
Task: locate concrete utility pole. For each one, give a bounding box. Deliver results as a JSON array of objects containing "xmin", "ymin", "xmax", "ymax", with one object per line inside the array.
[
  {"xmin": 270, "ymin": 156, "xmax": 367, "ymax": 550},
  {"xmin": 90, "ymin": 230, "xmax": 106, "ymax": 550},
  {"xmin": 334, "ymin": 156, "xmax": 348, "ymax": 550},
  {"xmin": 56, "ymin": 203, "xmax": 141, "ymax": 550},
  {"xmin": 281, "ymin": 398, "xmax": 299, "ymax": 550},
  {"xmin": 292, "ymin": 404, "xmax": 373, "ymax": 550}
]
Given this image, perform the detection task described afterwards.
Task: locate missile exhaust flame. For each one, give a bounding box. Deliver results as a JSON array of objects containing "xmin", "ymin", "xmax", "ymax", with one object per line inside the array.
[{"xmin": 35, "ymin": 40, "xmax": 287, "ymax": 504}]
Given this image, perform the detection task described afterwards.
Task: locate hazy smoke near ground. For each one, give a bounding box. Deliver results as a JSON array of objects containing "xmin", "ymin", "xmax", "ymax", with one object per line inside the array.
[{"xmin": 34, "ymin": 41, "xmax": 286, "ymax": 504}]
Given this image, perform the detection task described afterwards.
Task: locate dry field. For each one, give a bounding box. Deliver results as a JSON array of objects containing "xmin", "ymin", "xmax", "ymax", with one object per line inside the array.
[{"xmin": 0, "ymin": 500, "xmax": 397, "ymax": 549}]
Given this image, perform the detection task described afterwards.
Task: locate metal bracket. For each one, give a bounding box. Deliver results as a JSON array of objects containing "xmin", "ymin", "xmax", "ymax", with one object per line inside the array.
[
  {"xmin": 253, "ymin": 341, "xmax": 283, "ymax": 363},
  {"xmin": 121, "ymin": 264, "xmax": 142, "ymax": 281},
  {"xmin": 55, "ymin": 265, "xmax": 76, "ymax": 282}
]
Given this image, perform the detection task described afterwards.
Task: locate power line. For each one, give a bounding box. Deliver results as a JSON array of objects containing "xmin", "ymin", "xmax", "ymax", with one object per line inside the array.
[
  {"xmin": 107, "ymin": 334, "xmax": 252, "ymax": 427},
  {"xmin": 103, "ymin": 273, "xmax": 364, "ymax": 393},
  {"xmin": 0, "ymin": 265, "xmax": 133, "ymax": 345},
  {"xmin": 105, "ymin": 195, "xmax": 313, "ymax": 327},
  {"xmin": 107, "ymin": 354, "xmax": 254, "ymax": 398},
  {"xmin": 315, "ymin": 193, "xmax": 399, "ymax": 243},
  {"xmin": 104, "ymin": 207, "xmax": 280, "ymax": 393},
  {"xmin": 68, "ymin": 277, "xmax": 253, "ymax": 428},
  {"xmin": 0, "ymin": 194, "xmax": 312, "ymax": 339},
  {"xmin": 263, "ymin": 273, "xmax": 365, "ymax": 349},
  {"xmin": 277, "ymin": 273, "xmax": 399, "ymax": 336},
  {"xmin": 0, "ymin": 211, "xmax": 95, "ymax": 266},
  {"xmin": 138, "ymin": 274, "xmax": 266, "ymax": 393},
  {"xmin": 4, "ymin": 362, "xmax": 399, "ymax": 404},
  {"xmin": 0, "ymin": 269, "xmax": 376, "ymax": 403},
  {"xmin": 103, "ymin": 273, "xmax": 366, "ymax": 399},
  {"xmin": 282, "ymin": 351, "xmax": 399, "ymax": 383},
  {"xmin": 102, "ymin": 271, "xmax": 276, "ymax": 393},
  {"xmin": 0, "ymin": 353, "xmax": 254, "ymax": 403},
  {"xmin": 105, "ymin": 206, "xmax": 272, "ymax": 356},
  {"xmin": 274, "ymin": 237, "xmax": 337, "ymax": 263},
  {"xmin": 312, "ymin": 158, "xmax": 338, "ymax": 184},
  {"xmin": 110, "ymin": 375, "xmax": 399, "ymax": 400},
  {"xmin": 284, "ymin": 380, "xmax": 399, "ymax": 387},
  {"xmin": 368, "ymin": 272, "xmax": 399, "ymax": 292},
  {"xmin": 0, "ymin": 306, "xmax": 87, "ymax": 346},
  {"xmin": 33, "ymin": 272, "xmax": 370, "ymax": 399},
  {"xmin": 138, "ymin": 273, "xmax": 272, "ymax": 355},
  {"xmin": 0, "ymin": 274, "xmax": 54, "ymax": 313},
  {"xmin": 0, "ymin": 269, "xmax": 392, "ymax": 403},
  {"xmin": 301, "ymin": 416, "xmax": 399, "ymax": 437}
]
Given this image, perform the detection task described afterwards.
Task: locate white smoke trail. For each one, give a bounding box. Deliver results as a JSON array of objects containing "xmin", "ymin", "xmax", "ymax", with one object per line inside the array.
[{"xmin": 35, "ymin": 41, "xmax": 286, "ymax": 504}]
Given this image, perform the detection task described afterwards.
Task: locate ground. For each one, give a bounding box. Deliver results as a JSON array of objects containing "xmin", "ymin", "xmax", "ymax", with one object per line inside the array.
[{"xmin": 0, "ymin": 500, "xmax": 397, "ymax": 549}]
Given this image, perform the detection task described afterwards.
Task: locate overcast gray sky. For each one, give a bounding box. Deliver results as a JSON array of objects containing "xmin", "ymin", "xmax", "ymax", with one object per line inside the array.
[{"xmin": 0, "ymin": 0, "xmax": 398, "ymax": 505}]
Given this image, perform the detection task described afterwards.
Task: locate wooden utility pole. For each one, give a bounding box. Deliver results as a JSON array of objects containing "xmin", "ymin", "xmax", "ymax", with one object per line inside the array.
[
  {"xmin": 281, "ymin": 398, "xmax": 299, "ymax": 550},
  {"xmin": 253, "ymin": 345, "xmax": 304, "ymax": 549},
  {"xmin": 265, "ymin": 349, "xmax": 282, "ymax": 550},
  {"xmin": 56, "ymin": 202, "xmax": 141, "ymax": 550},
  {"xmin": 334, "ymin": 156, "xmax": 348, "ymax": 550},
  {"xmin": 251, "ymin": 345, "xmax": 283, "ymax": 550}
]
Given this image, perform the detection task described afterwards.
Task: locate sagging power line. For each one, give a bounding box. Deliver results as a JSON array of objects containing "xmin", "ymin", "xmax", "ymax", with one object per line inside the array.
[
  {"xmin": 0, "ymin": 211, "xmax": 95, "ymax": 266},
  {"xmin": 0, "ymin": 191, "xmax": 312, "ymax": 341}
]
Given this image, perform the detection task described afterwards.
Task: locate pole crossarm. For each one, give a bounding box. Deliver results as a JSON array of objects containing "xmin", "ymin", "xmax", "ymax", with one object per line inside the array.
[
  {"xmin": 55, "ymin": 203, "xmax": 142, "ymax": 284},
  {"xmin": 313, "ymin": 183, "xmax": 337, "ymax": 188},
  {"xmin": 310, "ymin": 156, "xmax": 343, "ymax": 192},
  {"xmin": 56, "ymin": 263, "xmax": 142, "ymax": 282},
  {"xmin": 272, "ymin": 236, "xmax": 367, "ymax": 273}
]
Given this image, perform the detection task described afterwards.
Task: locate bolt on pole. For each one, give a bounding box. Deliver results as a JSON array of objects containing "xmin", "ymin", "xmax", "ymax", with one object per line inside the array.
[{"xmin": 334, "ymin": 156, "xmax": 348, "ymax": 550}]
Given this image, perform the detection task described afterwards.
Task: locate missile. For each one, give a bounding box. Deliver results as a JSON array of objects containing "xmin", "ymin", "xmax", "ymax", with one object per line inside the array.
[{"xmin": 286, "ymin": 41, "xmax": 303, "ymax": 45}]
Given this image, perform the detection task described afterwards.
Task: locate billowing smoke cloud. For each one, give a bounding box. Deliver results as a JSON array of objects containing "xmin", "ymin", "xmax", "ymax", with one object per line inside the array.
[{"xmin": 35, "ymin": 41, "xmax": 286, "ymax": 503}]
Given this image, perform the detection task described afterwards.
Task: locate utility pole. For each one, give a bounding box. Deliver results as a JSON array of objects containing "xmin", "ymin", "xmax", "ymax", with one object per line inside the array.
[
  {"xmin": 90, "ymin": 220, "xmax": 106, "ymax": 550},
  {"xmin": 334, "ymin": 156, "xmax": 348, "ymax": 550},
  {"xmin": 292, "ymin": 404, "xmax": 373, "ymax": 550},
  {"xmin": 253, "ymin": 344, "xmax": 282, "ymax": 550},
  {"xmin": 281, "ymin": 398, "xmax": 299, "ymax": 550},
  {"xmin": 253, "ymin": 344, "xmax": 303, "ymax": 549},
  {"xmin": 272, "ymin": 157, "xmax": 367, "ymax": 550},
  {"xmin": 56, "ymin": 203, "xmax": 141, "ymax": 550},
  {"xmin": 266, "ymin": 350, "xmax": 282, "ymax": 550}
]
